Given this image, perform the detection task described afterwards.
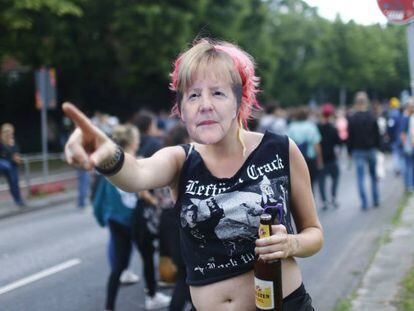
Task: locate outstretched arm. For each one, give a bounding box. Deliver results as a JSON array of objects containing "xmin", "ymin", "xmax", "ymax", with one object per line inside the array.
[{"xmin": 63, "ymin": 102, "xmax": 185, "ymax": 193}]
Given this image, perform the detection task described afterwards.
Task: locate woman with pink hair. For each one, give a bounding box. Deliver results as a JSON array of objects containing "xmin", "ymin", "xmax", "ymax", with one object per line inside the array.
[{"xmin": 63, "ymin": 38, "xmax": 323, "ymax": 310}]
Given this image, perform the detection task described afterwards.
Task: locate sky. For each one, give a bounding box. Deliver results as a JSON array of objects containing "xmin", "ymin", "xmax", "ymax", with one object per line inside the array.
[{"xmin": 303, "ymin": 0, "xmax": 388, "ymax": 25}]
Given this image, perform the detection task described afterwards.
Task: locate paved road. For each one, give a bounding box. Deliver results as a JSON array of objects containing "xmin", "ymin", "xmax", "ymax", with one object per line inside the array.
[
  {"xmin": 0, "ymin": 205, "xmax": 171, "ymax": 311},
  {"xmin": 301, "ymin": 158, "xmax": 403, "ymax": 311},
  {"xmin": 0, "ymin": 156, "xmax": 404, "ymax": 311}
]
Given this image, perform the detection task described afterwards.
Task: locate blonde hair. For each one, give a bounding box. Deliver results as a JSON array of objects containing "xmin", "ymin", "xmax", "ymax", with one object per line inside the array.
[
  {"xmin": 170, "ymin": 39, "xmax": 260, "ymax": 129},
  {"xmin": 1, "ymin": 123, "xmax": 14, "ymax": 142},
  {"xmin": 174, "ymin": 42, "xmax": 242, "ymax": 95},
  {"xmin": 111, "ymin": 124, "xmax": 139, "ymax": 149},
  {"xmin": 1, "ymin": 123, "xmax": 14, "ymax": 134}
]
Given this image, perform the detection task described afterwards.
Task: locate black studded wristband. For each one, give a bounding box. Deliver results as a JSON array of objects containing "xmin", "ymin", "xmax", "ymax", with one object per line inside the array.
[{"xmin": 95, "ymin": 145, "xmax": 125, "ymax": 176}]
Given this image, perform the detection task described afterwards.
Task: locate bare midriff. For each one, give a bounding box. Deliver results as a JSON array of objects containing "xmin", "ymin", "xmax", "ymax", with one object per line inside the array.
[{"xmin": 190, "ymin": 257, "xmax": 302, "ymax": 311}]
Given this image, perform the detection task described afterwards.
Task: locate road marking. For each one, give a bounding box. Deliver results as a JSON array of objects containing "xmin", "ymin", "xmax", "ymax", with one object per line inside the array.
[{"xmin": 0, "ymin": 258, "xmax": 81, "ymax": 295}]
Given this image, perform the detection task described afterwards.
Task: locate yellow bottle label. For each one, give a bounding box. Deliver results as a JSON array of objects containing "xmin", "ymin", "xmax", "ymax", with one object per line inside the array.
[
  {"xmin": 259, "ymin": 223, "xmax": 271, "ymax": 238},
  {"xmin": 255, "ymin": 277, "xmax": 274, "ymax": 310}
]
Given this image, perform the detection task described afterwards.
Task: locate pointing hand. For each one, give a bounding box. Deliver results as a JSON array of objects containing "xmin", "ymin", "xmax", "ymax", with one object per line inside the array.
[{"xmin": 62, "ymin": 102, "xmax": 117, "ymax": 170}]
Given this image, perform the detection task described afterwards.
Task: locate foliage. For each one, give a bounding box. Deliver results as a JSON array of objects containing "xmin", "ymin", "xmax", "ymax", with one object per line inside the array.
[{"xmin": 0, "ymin": 0, "xmax": 411, "ymax": 151}]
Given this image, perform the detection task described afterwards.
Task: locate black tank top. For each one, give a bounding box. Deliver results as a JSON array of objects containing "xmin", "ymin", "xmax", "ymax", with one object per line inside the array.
[{"xmin": 175, "ymin": 131, "xmax": 294, "ymax": 285}]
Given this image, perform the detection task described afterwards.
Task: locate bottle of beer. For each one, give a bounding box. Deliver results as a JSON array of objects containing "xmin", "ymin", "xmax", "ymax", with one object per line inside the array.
[{"xmin": 254, "ymin": 213, "xmax": 283, "ymax": 310}]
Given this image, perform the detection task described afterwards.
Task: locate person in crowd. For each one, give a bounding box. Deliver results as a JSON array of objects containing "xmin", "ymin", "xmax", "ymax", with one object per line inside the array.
[
  {"xmin": 400, "ymin": 97, "xmax": 414, "ymax": 193},
  {"xmin": 130, "ymin": 110, "xmax": 173, "ymax": 309},
  {"xmin": 372, "ymin": 99, "xmax": 388, "ymax": 180},
  {"xmin": 92, "ymin": 123, "xmax": 170, "ymax": 310},
  {"xmin": 0, "ymin": 123, "xmax": 26, "ymax": 207},
  {"xmin": 287, "ymin": 106, "xmax": 323, "ymax": 190},
  {"xmin": 63, "ymin": 38, "xmax": 323, "ymax": 311},
  {"xmin": 87, "ymin": 113, "xmax": 139, "ymax": 286},
  {"xmin": 387, "ymin": 97, "xmax": 403, "ymax": 176},
  {"xmin": 257, "ymin": 101, "xmax": 288, "ymax": 135},
  {"xmin": 347, "ymin": 91, "xmax": 381, "ymax": 210},
  {"xmin": 157, "ymin": 123, "xmax": 194, "ymax": 310},
  {"xmin": 77, "ymin": 168, "xmax": 91, "ymax": 209},
  {"xmin": 317, "ymin": 103, "xmax": 341, "ymax": 210},
  {"xmin": 335, "ymin": 108, "xmax": 348, "ymax": 153},
  {"xmin": 133, "ymin": 110, "xmax": 164, "ymax": 158}
]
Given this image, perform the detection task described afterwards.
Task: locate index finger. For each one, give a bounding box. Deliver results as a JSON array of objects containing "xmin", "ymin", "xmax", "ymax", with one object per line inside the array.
[{"xmin": 62, "ymin": 102, "xmax": 96, "ymax": 134}]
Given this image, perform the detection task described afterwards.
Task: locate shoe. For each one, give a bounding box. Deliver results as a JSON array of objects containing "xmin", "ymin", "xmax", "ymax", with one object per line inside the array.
[
  {"xmin": 120, "ymin": 270, "xmax": 140, "ymax": 284},
  {"xmin": 145, "ymin": 292, "xmax": 171, "ymax": 310},
  {"xmin": 331, "ymin": 199, "xmax": 339, "ymax": 209},
  {"xmin": 321, "ymin": 202, "xmax": 328, "ymax": 211}
]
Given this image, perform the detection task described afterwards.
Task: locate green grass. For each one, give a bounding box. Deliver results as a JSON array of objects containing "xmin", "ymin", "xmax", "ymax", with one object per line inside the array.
[
  {"xmin": 396, "ymin": 264, "xmax": 414, "ymax": 310},
  {"xmin": 332, "ymin": 295, "xmax": 354, "ymax": 311}
]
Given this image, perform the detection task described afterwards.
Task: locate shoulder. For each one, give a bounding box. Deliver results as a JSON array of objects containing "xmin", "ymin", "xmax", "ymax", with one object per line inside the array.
[
  {"xmin": 154, "ymin": 145, "xmax": 187, "ymax": 163},
  {"xmin": 288, "ymin": 137, "xmax": 302, "ymax": 159},
  {"xmin": 245, "ymin": 130, "xmax": 264, "ymax": 145}
]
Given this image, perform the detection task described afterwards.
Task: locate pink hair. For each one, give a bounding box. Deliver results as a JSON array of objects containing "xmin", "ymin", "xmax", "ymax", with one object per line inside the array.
[{"xmin": 169, "ymin": 39, "xmax": 261, "ymax": 128}]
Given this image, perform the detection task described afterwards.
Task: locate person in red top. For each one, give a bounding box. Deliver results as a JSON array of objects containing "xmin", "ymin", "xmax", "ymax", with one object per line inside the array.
[{"xmin": 317, "ymin": 103, "xmax": 341, "ymax": 210}]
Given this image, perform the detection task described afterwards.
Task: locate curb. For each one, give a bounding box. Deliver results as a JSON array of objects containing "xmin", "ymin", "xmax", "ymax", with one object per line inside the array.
[
  {"xmin": 0, "ymin": 190, "xmax": 77, "ymax": 220},
  {"xmin": 351, "ymin": 195, "xmax": 414, "ymax": 310}
]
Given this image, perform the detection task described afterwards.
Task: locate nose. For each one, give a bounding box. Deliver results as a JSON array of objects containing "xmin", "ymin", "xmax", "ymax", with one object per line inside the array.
[{"xmin": 199, "ymin": 93, "xmax": 214, "ymax": 113}]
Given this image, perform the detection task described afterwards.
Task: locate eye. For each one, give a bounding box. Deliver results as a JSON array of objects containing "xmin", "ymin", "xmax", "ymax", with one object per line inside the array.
[
  {"xmin": 188, "ymin": 92, "xmax": 200, "ymax": 101},
  {"xmin": 213, "ymin": 90, "xmax": 225, "ymax": 97}
]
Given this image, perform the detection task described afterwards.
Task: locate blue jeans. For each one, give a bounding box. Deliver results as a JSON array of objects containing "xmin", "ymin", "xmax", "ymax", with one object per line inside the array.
[
  {"xmin": 403, "ymin": 153, "xmax": 414, "ymax": 191},
  {"xmin": 77, "ymin": 169, "xmax": 91, "ymax": 208},
  {"xmin": 352, "ymin": 149, "xmax": 379, "ymax": 209},
  {"xmin": 318, "ymin": 160, "xmax": 339, "ymax": 203},
  {"xmin": 391, "ymin": 141, "xmax": 403, "ymax": 174},
  {"xmin": 0, "ymin": 160, "xmax": 24, "ymax": 205}
]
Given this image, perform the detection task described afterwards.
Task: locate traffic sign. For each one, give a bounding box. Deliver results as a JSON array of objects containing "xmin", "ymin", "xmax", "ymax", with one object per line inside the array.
[
  {"xmin": 35, "ymin": 67, "xmax": 57, "ymax": 110},
  {"xmin": 377, "ymin": 0, "xmax": 414, "ymax": 25}
]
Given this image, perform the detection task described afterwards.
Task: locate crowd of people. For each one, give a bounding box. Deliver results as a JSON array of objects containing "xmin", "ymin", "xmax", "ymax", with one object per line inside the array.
[
  {"xmin": 257, "ymin": 92, "xmax": 414, "ymax": 212},
  {"xmin": 84, "ymin": 110, "xmax": 192, "ymax": 310}
]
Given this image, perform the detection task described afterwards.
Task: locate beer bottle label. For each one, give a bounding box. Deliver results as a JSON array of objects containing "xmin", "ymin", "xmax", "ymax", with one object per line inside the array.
[
  {"xmin": 255, "ymin": 277, "xmax": 274, "ymax": 309},
  {"xmin": 259, "ymin": 223, "xmax": 271, "ymax": 238}
]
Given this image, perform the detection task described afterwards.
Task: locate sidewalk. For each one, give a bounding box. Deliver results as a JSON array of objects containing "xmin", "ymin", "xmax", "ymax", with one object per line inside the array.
[
  {"xmin": 352, "ymin": 195, "xmax": 414, "ymax": 310},
  {"xmin": 0, "ymin": 171, "xmax": 78, "ymax": 219}
]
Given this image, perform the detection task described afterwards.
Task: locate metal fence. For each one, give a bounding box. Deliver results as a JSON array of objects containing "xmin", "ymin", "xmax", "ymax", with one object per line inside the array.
[{"xmin": 0, "ymin": 153, "xmax": 76, "ymax": 192}]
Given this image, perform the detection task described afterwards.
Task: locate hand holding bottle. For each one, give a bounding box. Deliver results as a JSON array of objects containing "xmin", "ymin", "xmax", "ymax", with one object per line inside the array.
[{"xmin": 255, "ymin": 222, "xmax": 294, "ymax": 262}]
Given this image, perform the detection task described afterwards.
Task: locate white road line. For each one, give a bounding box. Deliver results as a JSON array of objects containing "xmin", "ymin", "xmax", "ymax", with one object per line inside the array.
[{"xmin": 0, "ymin": 258, "xmax": 81, "ymax": 295}]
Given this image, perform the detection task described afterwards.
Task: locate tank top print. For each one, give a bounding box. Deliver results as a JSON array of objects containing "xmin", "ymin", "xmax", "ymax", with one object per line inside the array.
[{"xmin": 175, "ymin": 131, "xmax": 294, "ymax": 285}]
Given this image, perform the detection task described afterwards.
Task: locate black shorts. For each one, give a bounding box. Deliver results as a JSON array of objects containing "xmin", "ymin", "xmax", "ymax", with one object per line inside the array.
[
  {"xmin": 283, "ymin": 283, "xmax": 314, "ymax": 311},
  {"xmin": 189, "ymin": 283, "xmax": 314, "ymax": 311}
]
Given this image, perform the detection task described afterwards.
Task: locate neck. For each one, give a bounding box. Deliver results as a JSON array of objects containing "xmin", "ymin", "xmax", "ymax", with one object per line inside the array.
[{"xmin": 205, "ymin": 123, "xmax": 245, "ymax": 159}]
